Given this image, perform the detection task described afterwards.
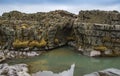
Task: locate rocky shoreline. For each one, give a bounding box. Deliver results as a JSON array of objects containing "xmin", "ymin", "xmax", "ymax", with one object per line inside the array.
[
  {"xmin": 0, "ymin": 63, "xmax": 120, "ymax": 76},
  {"xmin": 0, "ymin": 50, "xmax": 43, "ymax": 63},
  {"xmin": 0, "ymin": 10, "xmax": 120, "ymax": 76},
  {"xmin": 0, "ymin": 10, "xmax": 120, "ymax": 58},
  {"xmin": 0, "ymin": 63, "xmax": 30, "ymax": 76},
  {"xmin": 84, "ymin": 68, "xmax": 120, "ymax": 76},
  {"xmin": 68, "ymin": 41, "xmax": 120, "ymax": 57}
]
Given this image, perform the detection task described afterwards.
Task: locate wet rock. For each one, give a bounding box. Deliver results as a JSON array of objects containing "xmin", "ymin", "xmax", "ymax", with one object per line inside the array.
[
  {"xmin": 78, "ymin": 48, "xmax": 101, "ymax": 57},
  {"xmin": 84, "ymin": 68, "xmax": 120, "ymax": 76}
]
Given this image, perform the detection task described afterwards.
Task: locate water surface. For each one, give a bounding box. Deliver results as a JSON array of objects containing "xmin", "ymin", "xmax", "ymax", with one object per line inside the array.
[{"xmin": 6, "ymin": 46, "xmax": 120, "ymax": 76}]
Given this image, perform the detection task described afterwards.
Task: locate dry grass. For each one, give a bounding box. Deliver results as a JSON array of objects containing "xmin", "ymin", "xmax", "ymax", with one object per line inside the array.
[
  {"xmin": 94, "ymin": 46, "xmax": 107, "ymax": 51},
  {"xmin": 13, "ymin": 39, "xmax": 29, "ymax": 48},
  {"xmin": 54, "ymin": 38, "xmax": 59, "ymax": 44}
]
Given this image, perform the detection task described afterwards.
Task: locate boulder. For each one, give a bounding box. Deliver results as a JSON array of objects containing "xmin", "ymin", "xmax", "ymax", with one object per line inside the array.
[
  {"xmin": 27, "ymin": 51, "xmax": 39, "ymax": 57},
  {"xmin": 90, "ymin": 50, "xmax": 101, "ymax": 57},
  {"xmin": 0, "ymin": 63, "xmax": 30, "ymax": 76}
]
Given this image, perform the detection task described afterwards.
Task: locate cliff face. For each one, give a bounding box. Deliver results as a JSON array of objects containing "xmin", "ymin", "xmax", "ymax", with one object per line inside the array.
[
  {"xmin": 0, "ymin": 10, "xmax": 75, "ymax": 50},
  {"xmin": 0, "ymin": 10, "xmax": 120, "ymax": 56},
  {"xmin": 72, "ymin": 10, "xmax": 120, "ymax": 56},
  {"xmin": 73, "ymin": 22, "xmax": 120, "ymax": 56}
]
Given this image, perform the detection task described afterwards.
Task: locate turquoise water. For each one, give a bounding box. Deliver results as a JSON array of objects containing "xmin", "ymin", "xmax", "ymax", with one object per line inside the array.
[{"xmin": 6, "ymin": 46, "xmax": 120, "ymax": 76}]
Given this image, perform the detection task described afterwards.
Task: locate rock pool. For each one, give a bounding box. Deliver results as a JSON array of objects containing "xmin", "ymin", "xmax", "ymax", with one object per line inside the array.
[{"xmin": 5, "ymin": 46, "xmax": 120, "ymax": 76}]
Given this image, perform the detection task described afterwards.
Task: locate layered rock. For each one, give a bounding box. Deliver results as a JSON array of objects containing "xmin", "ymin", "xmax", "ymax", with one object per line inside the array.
[
  {"xmin": 0, "ymin": 10, "xmax": 120, "ymax": 57},
  {"xmin": 73, "ymin": 23, "xmax": 120, "ymax": 56},
  {"xmin": 0, "ymin": 10, "xmax": 74, "ymax": 51},
  {"xmin": 78, "ymin": 10, "xmax": 120, "ymax": 25}
]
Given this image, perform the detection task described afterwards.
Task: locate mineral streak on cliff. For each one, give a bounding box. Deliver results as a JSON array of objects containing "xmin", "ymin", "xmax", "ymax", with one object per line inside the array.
[{"xmin": 0, "ymin": 10, "xmax": 120, "ymax": 56}]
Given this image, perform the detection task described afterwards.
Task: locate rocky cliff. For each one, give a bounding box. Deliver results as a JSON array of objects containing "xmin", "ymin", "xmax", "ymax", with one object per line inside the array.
[
  {"xmin": 0, "ymin": 10, "xmax": 75, "ymax": 50},
  {"xmin": 78, "ymin": 10, "xmax": 120, "ymax": 25},
  {"xmin": 73, "ymin": 22, "xmax": 120, "ymax": 56},
  {"xmin": 0, "ymin": 10, "xmax": 120, "ymax": 57}
]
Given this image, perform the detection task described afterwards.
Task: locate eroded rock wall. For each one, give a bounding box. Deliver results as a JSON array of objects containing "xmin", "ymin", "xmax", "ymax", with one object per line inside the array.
[
  {"xmin": 0, "ymin": 10, "xmax": 74, "ymax": 50},
  {"xmin": 73, "ymin": 22, "xmax": 120, "ymax": 56},
  {"xmin": 78, "ymin": 10, "xmax": 120, "ymax": 25},
  {"xmin": 0, "ymin": 10, "xmax": 120, "ymax": 56}
]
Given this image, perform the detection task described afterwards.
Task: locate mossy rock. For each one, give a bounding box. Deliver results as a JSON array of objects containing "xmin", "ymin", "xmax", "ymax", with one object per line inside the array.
[
  {"xmin": 29, "ymin": 38, "xmax": 47, "ymax": 48},
  {"xmin": 29, "ymin": 40, "xmax": 40, "ymax": 48},
  {"xmin": 13, "ymin": 39, "xmax": 29, "ymax": 49},
  {"xmin": 39, "ymin": 38, "xmax": 47, "ymax": 47},
  {"xmin": 94, "ymin": 46, "xmax": 107, "ymax": 51}
]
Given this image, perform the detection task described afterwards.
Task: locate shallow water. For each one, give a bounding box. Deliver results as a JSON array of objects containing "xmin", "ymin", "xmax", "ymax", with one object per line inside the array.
[{"xmin": 6, "ymin": 46, "xmax": 120, "ymax": 76}]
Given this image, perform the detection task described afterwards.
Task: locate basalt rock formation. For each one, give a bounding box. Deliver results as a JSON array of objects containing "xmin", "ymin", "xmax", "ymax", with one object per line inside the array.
[{"xmin": 0, "ymin": 10, "xmax": 120, "ymax": 57}]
